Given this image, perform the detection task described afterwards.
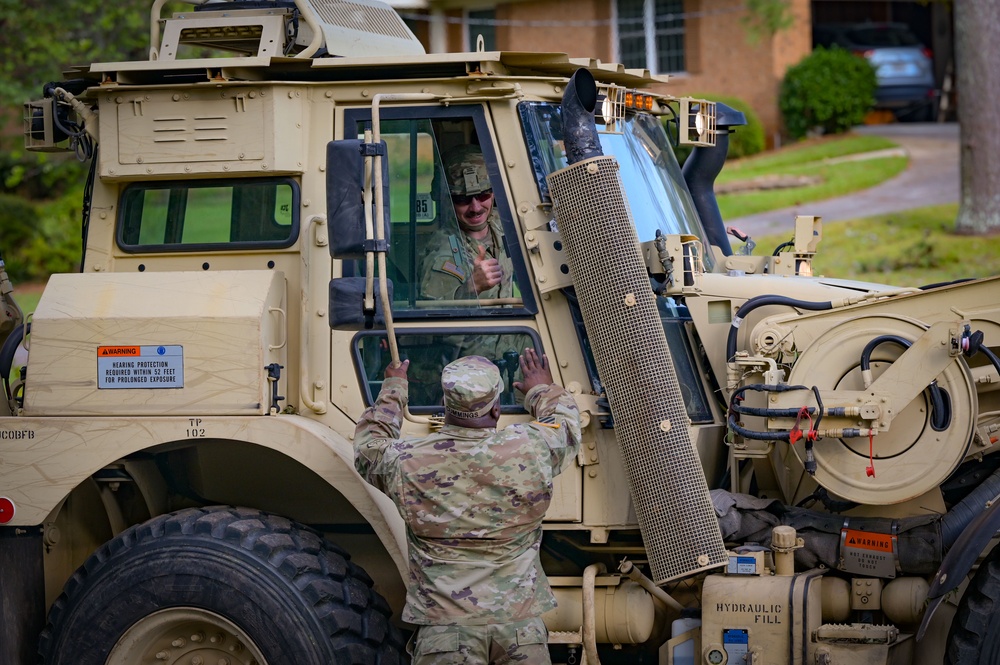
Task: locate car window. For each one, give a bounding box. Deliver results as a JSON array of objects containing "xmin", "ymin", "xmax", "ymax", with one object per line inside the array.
[{"xmin": 847, "ymin": 25, "xmax": 920, "ymax": 47}]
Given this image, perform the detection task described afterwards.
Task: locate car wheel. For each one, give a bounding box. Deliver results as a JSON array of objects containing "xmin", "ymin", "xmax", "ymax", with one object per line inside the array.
[{"xmin": 39, "ymin": 506, "xmax": 406, "ymax": 665}]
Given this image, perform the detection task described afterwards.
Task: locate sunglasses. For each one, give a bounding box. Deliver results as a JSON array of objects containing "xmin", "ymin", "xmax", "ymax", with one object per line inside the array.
[{"xmin": 451, "ymin": 189, "xmax": 493, "ymax": 205}]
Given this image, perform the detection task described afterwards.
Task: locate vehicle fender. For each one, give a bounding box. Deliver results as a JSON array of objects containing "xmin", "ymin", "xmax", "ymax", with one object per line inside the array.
[
  {"xmin": 0, "ymin": 414, "xmax": 408, "ymax": 576},
  {"xmin": 917, "ymin": 494, "xmax": 1000, "ymax": 641}
]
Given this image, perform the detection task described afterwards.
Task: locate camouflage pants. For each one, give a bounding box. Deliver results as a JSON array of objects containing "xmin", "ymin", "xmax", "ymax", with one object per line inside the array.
[{"xmin": 410, "ymin": 617, "xmax": 550, "ymax": 665}]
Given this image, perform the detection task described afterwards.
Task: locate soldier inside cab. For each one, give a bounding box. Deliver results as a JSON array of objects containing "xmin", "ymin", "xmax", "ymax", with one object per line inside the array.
[{"xmin": 420, "ymin": 145, "xmax": 513, "ymax": 302}]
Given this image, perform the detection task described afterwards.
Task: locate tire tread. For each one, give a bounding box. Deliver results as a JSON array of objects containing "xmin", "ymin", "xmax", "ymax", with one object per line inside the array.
[
  {"xmin": 39, "ymin": 506, "xmax": 406, "ymax": 665},
  {"xmin": 946, "ymin": 544, "xmax": 1000, "ymax": 664}
]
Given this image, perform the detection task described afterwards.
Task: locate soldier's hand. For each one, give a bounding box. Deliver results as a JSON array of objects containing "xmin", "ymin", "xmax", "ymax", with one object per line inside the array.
[
  {"xmin": 472, "ymin": 245, "xmax": 502, "ymax": 294},
  {"xmin": 384, "ymin": 359, "xmax": 409, "ymax": 380},
  {"xmin": 514, "ymin": 348, "xmax": 552, "ymax": 394}
]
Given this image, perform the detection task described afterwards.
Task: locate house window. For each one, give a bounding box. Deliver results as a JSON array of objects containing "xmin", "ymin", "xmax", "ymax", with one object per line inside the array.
[
  {"xmin": 616, "ymin": 0, "xmax": 685, "ymax": 74},
  {"xmin": 466, "ymin": 9, "xmax": 496, "ymax": 51}
]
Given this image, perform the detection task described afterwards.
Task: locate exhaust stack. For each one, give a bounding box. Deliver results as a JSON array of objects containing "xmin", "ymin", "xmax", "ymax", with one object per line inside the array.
[
  {"xmin": 546, "ymin": 69, "xmax": 727, "ymax": 583},
  {"xmin": 682, "ymin": 104, "xmax": 747, "ymax": 256}
]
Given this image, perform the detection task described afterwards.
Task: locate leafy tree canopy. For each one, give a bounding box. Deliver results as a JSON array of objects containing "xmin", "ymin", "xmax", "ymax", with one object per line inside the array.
[
  {"xmin": 742, "ymin": 0, "xmax": 794, "ymax": 44},
  {"xmin": 0, "ymin": 0, "xmax": 156, "ymax": 106},
  {"xmin": 0, "ymin": 1, "xmax": 187, "ymax": 196}
]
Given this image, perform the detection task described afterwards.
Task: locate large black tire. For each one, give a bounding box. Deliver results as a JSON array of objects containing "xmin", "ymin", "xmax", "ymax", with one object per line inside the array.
[
  {"xmin": 39, "ymin": 506, "xmax": 406, "ymax": 665},
  {"xmin": 946, "ymin": 543, "xmax": 1000, "ymax": 664}
]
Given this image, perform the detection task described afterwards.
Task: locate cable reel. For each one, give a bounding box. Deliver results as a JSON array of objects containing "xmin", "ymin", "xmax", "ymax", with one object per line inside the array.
[{"xmin": 785, "ymin": 315, "xmax": 976, "ymax": 505}]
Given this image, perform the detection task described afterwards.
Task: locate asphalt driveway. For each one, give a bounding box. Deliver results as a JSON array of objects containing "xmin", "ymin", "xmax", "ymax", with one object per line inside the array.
[{"xmin": 724, "ymin": 122, "xmax": 960, "ymax": 239}]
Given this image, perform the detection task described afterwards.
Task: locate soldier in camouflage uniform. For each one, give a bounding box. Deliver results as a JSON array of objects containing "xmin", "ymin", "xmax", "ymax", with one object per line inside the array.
[
  {"xmin": 354, "ymin": 349, "xmax": 581, "ymax": 664},
  {"xmin": 420, "ymin": 145, "xmax": 514, "ymax": 303},
  {"xmin": 407, "ymin": 145, "xmax": 518, "ymax": 405}
]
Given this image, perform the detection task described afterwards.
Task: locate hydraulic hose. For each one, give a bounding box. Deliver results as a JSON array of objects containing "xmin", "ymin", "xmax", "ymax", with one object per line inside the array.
[
  {"xmin": 961, "ymin": 328, "xmax": 1000, "ymax": 378},
  {"xmin": 941, "ymin": 465, "xmax": 1000, "ymax": 548},
  {"xmin": 861, "ymin": 335, "xmax": 950, "ymax": 431},
  {"xmin": 771, "ymin": 240, "xmax": 794, "ymax": 256},
  {"xmin": 726, "ymin": 295, "xmax": 834, "ymax": 361},
  {"xmin": 729, "ymin": 383, "xmax": 813, "ymax": 418},
  {"xmin": 981, "ymin": 346, "xmax": 1000, "ymax": 377},
  {"xmin": 727, "ymin": 384, "xmax": 850, "ymax": 475},
  {"xmin": 727, "ymin": 412, "xmax": 795, "ymax": 441}
]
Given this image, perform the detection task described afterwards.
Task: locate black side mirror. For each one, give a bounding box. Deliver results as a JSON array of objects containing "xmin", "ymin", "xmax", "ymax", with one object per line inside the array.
[
  {"xmin": 325, "ymin": 139, "xmax": 390, "ymax": 259},
  {"xmin": 329, "ymin": 277, "xmax": 393, "ymax": 330}
]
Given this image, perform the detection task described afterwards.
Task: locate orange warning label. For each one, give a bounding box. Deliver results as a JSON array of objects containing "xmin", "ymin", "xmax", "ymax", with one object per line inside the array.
[
  {"xmin": 843, "ymin": 529, "xmax": 893, "ymax": 553},
  {"xmin": 98, "ymin": 346, "xmax": 141, "ymax": 357}
]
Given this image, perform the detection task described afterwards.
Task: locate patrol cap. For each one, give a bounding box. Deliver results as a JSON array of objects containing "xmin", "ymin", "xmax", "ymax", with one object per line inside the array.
[
  {"xmin": 441, "ymin": 355, "xmax": 502, "ymax": 419},
  {"xmin": 443, "ymin": 145, "xmax": 491, "ymax": 196}
]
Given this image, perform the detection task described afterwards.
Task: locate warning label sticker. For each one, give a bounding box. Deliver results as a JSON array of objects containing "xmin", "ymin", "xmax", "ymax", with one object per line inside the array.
[
  {"xmin": 98, "ymin": 346, "xmax": 141, "ymax": 357},
  {"xmin": 839, "ymin": 528, "xmax": 897, "ymax": 578},
  {"xmin": 843, "ymin": 529, "xmax": 894, "ymax": 553},
  {"xmin": 97, "ymin": 345, "xmax": 184, "ymax": 389}
]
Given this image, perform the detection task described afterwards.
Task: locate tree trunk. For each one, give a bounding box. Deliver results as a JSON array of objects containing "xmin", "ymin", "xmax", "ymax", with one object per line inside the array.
[{"xmin": 954, "ymin": 0, "xmax": 1000, "ymax": 234}]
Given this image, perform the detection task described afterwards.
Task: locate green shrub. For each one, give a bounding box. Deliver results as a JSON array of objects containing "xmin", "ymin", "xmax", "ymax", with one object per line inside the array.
[
  {"xmin": 0, "ymin": 149, "xmax": 90, "ymax": 200},
  {"xmin": 0, "ymin": 194, "xmax": 40, "ymax": 280},
  {"xmin": 779, "ymin": 46, "xmax": 877, "ymax": 139},
  {"xmin": 665, "ymin": 95, "xmax": 766, "ymax": 166},
  {"xmin": 27, "ymin": 191, "xmax": 83, "ymax": 279},
  {"xmin": 0, "ymin": 189, "xmax": 82, "ymax": 282}
]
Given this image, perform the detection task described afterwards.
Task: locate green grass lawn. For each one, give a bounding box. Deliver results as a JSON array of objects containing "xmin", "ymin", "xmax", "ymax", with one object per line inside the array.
[
  {"xmin": 752, "ymin": 204, "xmax": 1000, "ymax": 286},
  {"xmin": 716, "ymin": 134, "xmax": 907, "ymax": 219},
  {"xmin": 12, "ymin": 290, "xmax": 42, "ymax": 316},
  {"xmin": 717, "ymin": 135, "xmax": 899, "ymax": 181}
]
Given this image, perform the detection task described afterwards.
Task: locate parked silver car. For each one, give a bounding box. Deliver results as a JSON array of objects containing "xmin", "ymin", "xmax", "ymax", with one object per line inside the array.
[{"xmin": 813, "ymin": 22, "xmax": 938, "ymax": 121}]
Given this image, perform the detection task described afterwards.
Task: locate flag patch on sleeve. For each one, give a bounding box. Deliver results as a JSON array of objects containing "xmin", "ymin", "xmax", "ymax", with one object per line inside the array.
[{"xmin": 435, "ymin": 260, "xmax": 466, "ymax": 280}]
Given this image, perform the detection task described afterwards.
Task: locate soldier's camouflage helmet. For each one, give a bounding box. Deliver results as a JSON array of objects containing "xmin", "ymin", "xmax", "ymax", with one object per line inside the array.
[
  {"xmin": 443, "ymin": 145, "xmax": 492, "ymax": 196},
  {"xmin": 441, "ymin": 355, "xmax": 503, "ymax": 419}
]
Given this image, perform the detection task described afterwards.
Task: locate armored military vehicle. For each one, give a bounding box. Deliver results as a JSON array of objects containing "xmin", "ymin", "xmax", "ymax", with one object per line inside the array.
[{"xmin": 2, "ymin": 1, "xmax": 999, "ymax": 663}]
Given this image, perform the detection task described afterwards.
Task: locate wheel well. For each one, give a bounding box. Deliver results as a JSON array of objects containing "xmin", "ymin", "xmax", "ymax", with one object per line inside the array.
[{"xmin": 43, "ymin": 438, "xmax": 406, "ymax": 622}]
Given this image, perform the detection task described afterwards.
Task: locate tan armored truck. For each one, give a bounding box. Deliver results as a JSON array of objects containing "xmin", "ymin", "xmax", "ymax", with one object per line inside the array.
[{"xmin": 3, "ymin": 1, "xmax": 1000, "ymax": 663}]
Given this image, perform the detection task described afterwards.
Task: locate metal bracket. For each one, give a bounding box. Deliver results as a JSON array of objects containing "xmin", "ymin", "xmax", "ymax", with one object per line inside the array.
[
  {"xmin": 523, "ymin": 229, "xmax": 573, "ymax": 292},
  {"xmin": 362, "ymin": 238, "xmax": 389, "ymax": 252},
  {"xmin": 265, "ymin": 363, "xmax": 285, "ymax": 415},
  {"xmin": 360, "ymin": 142, "xmax": 387, "ymax": 157}
]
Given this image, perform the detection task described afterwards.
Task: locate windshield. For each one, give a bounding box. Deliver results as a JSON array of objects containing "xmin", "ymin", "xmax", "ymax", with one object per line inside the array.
[{"xmin": 519, "ymin": 102, "xmax": 711, "ymax": 267}]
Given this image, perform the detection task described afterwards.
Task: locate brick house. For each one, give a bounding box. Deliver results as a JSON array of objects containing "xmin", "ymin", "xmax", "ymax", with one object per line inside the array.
[{"xmin": 388, "ymin": 0, "xmax": 814, "ymax": 145}]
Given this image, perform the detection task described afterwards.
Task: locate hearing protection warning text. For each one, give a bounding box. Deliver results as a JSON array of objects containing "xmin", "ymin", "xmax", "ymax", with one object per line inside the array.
[{"xmin": 97, "ymin": 345, "xmax": 184, "ymax": 389}]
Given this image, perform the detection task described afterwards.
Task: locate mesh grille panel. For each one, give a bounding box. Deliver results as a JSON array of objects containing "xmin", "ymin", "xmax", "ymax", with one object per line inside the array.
[
  {"xmin": 310, "ymin": 0, "xmax": 414, "ymax": 40},
  {"xmin": 547, "ymin": 156, "xmax": 727, "ymax": 583}
]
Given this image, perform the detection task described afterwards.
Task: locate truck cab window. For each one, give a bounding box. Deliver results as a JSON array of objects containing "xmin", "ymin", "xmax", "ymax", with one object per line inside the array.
[
  {"xmin": 344, "ymin": 107, "xmax": 534, "ymax": 318},
  {"xmin": 118, "ymin": 178, "xmax": 298, "ymax": 252},
  {"xmin": 354, "ymin": 328, "xmax": 540, "ymax": 413}
]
